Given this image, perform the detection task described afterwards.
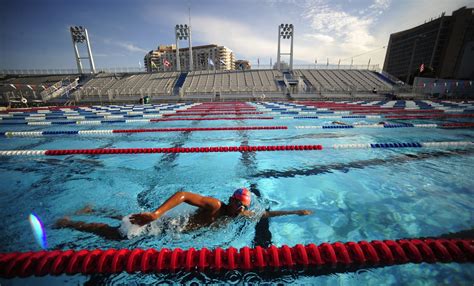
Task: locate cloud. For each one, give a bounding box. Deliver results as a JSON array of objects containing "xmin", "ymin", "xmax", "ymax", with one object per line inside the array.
[
  {"xmin": 300, "ymin": 0, "xmax": 390, "ymax": 50},
  {"xmin": 116, "ymin": 42, "xmax": 148, "ymax": 53},
  {"xmin": 191, "ymin": 16, "xmax": 276, "ymax": 59},
  {"xmin": 140, "ymin": 0, "xmax": 472, "ymax": 67},
  {"xmin": 302, "ymin": 33, "xmax": 335, "ymax": 43},
  {"xmin": 103, "ymin": 39, "xmax": 148, "ymax": 53},
  {"xmin": 370, "ymin": 0, "xmax": 391, "ymax": 11}
]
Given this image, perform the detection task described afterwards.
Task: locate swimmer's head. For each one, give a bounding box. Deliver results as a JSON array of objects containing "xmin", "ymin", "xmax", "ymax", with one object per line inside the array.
[{"xmin": 228, "ymin": 187, "xmax": 251, "ymax": 214}]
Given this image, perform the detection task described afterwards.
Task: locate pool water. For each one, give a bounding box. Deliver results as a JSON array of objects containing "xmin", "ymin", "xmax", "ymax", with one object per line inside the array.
[{"xmin": 0, "ymin": 101, "xmax": 473, "ymax": 285}]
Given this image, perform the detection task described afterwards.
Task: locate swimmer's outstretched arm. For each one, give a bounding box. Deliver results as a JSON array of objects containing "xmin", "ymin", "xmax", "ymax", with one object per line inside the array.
[
  {"xmin": 130, "ymin": 191, "xmax": 221, "ymax": 226},
  {"xmin": 262, "ymin": 209, "xmax": 313, "ymax": 218},
  {"xmin": 54, "ymin": 218, "xmax": 123, "ymax": 240}
]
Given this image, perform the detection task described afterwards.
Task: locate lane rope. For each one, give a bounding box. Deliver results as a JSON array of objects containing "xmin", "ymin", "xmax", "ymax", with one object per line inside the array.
[
  {"xmin": 0, "ymin": 126, "xmax": 288, "ymax": 137},
  {"xmin": 1, "ymin": 141, "xmax": 472, "ymax": 156},
  {"xmin": 3, "ymin": 123, "xmax": 474, "ymax": 138},
  {"xmin": 0, "ymin": 238, "xmax": 472, "ymax": 277}
]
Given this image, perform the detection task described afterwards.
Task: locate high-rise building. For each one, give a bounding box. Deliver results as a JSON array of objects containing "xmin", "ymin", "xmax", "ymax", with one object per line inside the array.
[
  {"xmin": 234, "ymin": 60, "xmax": 251, "ymax": 70},
  {"xmin": 144, "ymin": 44, "xmax": 235, "ymax": 72},
  {"xmin": 383, "ymin": 6, "xmax": 474, "ymax": 82}
]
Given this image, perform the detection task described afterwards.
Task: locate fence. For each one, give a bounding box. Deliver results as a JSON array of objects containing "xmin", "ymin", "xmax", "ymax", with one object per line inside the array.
[
  {"xmin": 0, "ymin": 65, "xmax": 381, "ymax": 76},
  {"xmin": 412, "ymin": 77, "xmax": 474, "ymax": 98}
]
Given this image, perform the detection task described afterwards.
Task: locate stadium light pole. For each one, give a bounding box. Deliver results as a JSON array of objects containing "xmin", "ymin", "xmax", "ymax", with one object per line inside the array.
[
  {"xmin": 277, "ymin": 24, "xmax": 294, "ymax": 71},
  {"xmin": 70, "ymin": 26, "xmax": 96, "ymax": 74},
  {"xmin": 175, "ymin": 24, "xmax": 193, "ymax": 72}
]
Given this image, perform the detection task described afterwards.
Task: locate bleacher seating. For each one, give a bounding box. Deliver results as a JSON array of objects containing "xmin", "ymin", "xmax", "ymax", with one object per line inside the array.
[
  {"xmin": 295, "ymin": 69, "xmax": 393, "ymax": 92},
  {"xmin": 181, "ymin": 70, "xmax": 282, "ymax": 94},
  {"xmin": 73, "ymin": 72, "xmax": 180, "ymax": 100},
  {"xmin": 1, "ymin": 69, "xmax": 398, "ymax": 105},
  {"xmin": 0, "ymin": 75, "xmax": 79, "ymax": 105}
]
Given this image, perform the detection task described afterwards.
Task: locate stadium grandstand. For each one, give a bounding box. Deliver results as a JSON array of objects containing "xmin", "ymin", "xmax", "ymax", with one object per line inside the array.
[
  {"xmin": 1, "ymin": 68, "xmax": 403, "ymax": 106},
  {"xmin": 2, "ymin": 67, "xmax": 474, "ymax": 106}
]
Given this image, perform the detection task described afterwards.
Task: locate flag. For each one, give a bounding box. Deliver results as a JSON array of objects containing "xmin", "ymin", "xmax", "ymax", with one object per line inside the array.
[
  {"xmin": 138, "ymin": 61, "xmax": 142, "ymax": 68},
  {"xmin": 270, "ymin": 58, "xmax": 272, "ymax": 67},
  {"xmin": 208, "ymin": 58, "xmax": 214, "ymax": 66},
  {"xmin": 257, "ymin": 58, "xmax": 260, "ymax": 65},
  {"xmin": 163, "ymin": 58, "xmax": 171, "ymax": 68},
  {"xmin": 151, "ymin": 61, "xmax": 158, "ymax": 69},
  {"xmin": 9, "ymin": 84, "xmax": 17, "ymax": 89},
  {"xmin": 219, "ymin": 59, "xmax": 226, "ymax": 65},
  {"xmin": 419, "ymin": 63, "xmax": 425, "ymax": 73}
]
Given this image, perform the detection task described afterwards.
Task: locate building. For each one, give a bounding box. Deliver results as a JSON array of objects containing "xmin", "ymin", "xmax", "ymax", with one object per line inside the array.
[
  {"xmin": 144, "ymin": 44, "xmax": 235, "ymax": 72},
  {"xmin": 234, "ymin": 60, "xmax": 251, "ymax": 70},
  {"xmin": 383, "ymin": 6, "xmax": 474, "ymax": 83}
]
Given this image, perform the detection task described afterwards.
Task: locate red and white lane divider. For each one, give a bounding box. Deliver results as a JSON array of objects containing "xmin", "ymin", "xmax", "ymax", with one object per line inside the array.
[{"xmin": 0, "ymin": 141, "xmax": 472, "ymax": 156}]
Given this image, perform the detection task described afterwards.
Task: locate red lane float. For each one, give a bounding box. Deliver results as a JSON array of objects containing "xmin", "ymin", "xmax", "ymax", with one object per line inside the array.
[
  {"xmin": 150, "ymin": 117, "xmax": 274, "ymax": 122},
  {"xmin": 112, "ymin": 126, "xmax": 288, "ymax": 133},
  {"xmin": 177, "ymin": 109, "xmax": 257, "ymax": 112},
  {"xmin": 162, "ymin": 112, "xmax": 264, "ymax": 116},
  {"xmin": 1, "ymin": 238, "xmax": 471, "ymax": 277},
  {"xmin": 43, "ymin": 145, "xmax": 323, "ymax": 156}
]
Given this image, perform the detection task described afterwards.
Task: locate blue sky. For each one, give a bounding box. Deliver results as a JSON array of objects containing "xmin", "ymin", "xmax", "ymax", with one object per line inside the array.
[{"xmin": 1, "ymin": 0, "xmax": 472, "ymax": 70}]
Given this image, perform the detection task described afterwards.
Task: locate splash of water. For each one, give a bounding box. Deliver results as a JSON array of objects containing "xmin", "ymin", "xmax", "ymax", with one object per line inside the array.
[{"xmin": 28, "ymin": 213, "xmax": 47, "ymax": 249}]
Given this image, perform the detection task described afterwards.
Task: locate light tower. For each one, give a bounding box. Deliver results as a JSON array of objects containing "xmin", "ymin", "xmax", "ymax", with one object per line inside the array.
[
  {"xmin": 175, "ymin": 24, "xmax": 193, "ymax": 72},
  {"xmin": 70, "ymin": 26, "xmax": 96, "ymax": 74},
  {"xmin": 277, "ymin": 23, "xmax": 294, "ymax": 71}
]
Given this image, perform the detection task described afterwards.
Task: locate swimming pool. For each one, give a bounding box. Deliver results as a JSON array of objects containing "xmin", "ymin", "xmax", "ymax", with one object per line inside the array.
[{"xmin": 0, "ymin": 100, "xmax": 473, "ymax": 284}]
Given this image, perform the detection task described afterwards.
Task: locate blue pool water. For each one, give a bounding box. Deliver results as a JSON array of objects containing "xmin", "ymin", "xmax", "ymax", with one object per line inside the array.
[{"xmin": 0, "ymin": 102, "xmax": 473, "ymax": 285}]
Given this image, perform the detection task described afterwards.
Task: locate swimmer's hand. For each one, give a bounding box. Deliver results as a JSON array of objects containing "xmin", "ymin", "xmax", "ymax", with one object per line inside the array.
[
  {"xmin": 129, "ymin": 212, "xmax": 158, "ymax": 226},
  {"xmin": 297, "ymin": 210, "xmax": 312, "ymax": 216}
]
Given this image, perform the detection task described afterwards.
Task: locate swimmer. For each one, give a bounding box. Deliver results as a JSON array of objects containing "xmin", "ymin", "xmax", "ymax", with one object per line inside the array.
[
  {"xmin": 54, "ymin": 188, "xmax": 312, "ymax": 240},
  {"xmin": 331, "ymin": 121, "xmax": 349, "ymax": 126}
]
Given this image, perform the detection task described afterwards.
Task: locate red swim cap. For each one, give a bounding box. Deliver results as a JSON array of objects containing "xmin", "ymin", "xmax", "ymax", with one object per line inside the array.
[{"xmin": 232, "ymin": 187, "xmax": 251, "ymax": 206}]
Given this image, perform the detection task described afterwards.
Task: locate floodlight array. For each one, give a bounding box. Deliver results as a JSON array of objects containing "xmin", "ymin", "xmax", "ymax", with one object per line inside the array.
[
  {"xmin": 175, "ymin": 24, "xmax": 189, "ymax": 40},
  {"xmin": 280, "ymin": 23, "xmax": 293, "ymax": 39},
  {"xmin": 70, "ymin": 26, "xmax": 86, "ymax": 43}
]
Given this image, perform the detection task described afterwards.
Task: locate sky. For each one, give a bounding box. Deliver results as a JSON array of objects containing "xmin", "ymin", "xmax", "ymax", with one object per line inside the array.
[{"xmin": 0, "ymin": 0, "xmax": 472, "ymax": 70}]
